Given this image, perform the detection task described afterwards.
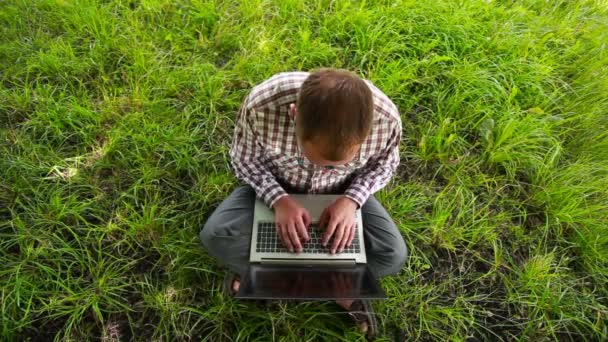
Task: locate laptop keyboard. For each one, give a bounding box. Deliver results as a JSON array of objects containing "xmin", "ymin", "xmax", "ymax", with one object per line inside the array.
[{"xmin": 255, "ymin": 221, "xmax": 361, "ymax": 254}]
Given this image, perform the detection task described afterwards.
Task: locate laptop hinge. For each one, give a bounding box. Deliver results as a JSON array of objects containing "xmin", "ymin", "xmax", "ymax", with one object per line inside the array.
[{"xmin": 260, "ymin": 258, "xmax": 356, "ymax": 266}]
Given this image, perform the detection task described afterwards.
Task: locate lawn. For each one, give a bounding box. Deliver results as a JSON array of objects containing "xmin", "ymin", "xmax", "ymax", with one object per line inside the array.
[{"xmin": 1, "ymin": 0, "xmax": 608, "ymax": 340}]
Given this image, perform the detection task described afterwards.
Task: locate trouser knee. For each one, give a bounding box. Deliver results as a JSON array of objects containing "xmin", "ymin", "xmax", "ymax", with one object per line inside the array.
[{"xmin": 374, "ymin": 234, "xmax": 409, "ymax": 278}]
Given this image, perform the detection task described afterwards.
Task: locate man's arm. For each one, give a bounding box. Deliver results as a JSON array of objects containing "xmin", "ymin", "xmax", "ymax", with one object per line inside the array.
[
  {"xmin": 230, "ymin": 96, "xmax": 311, "ymax": 252},
  {"xmin": 343, "ymin": 122, "xmax": 401, "ymax": 207},
  {"xmin": 230, "ymin": 98, "xmax": 287, "ymax": 208},
  {"xmin": 320, "ymin": 121, "xmax": 401, "ymax": 254}
]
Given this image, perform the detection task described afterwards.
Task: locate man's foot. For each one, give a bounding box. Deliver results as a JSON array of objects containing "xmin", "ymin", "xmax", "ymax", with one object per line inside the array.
[
  {"xmin": 222, "ymin": 272, "xmax": 240, "ymax": 296},
  {"xmin": 335, "ymin": 299, "xmax": 370, "ymax": 334}
]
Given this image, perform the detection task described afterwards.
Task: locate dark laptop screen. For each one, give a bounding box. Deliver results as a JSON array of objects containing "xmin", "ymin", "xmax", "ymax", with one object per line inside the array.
[{"xmin": 236, "ymin": 264, "xmax": 385, "ymax": 300}]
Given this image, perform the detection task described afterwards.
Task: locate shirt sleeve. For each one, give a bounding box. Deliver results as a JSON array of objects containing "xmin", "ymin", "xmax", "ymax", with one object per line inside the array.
[
  {"xmin": 230, "ymin": 97, "xmax": 288, "ymax": 208},
  {"xmin": 343, "ymin": 122, "xmax": 401, "ymax": 207}
]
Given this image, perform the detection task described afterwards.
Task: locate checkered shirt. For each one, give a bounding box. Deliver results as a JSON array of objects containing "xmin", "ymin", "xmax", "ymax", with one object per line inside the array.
[{"xmin": 230, "ymin": 71, "xmax": 401, "ymax": 208}]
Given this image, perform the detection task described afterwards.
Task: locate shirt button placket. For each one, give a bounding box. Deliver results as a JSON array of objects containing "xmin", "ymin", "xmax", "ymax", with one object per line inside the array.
[
  {"xmin": 309, "ymin": 168, "xmax": 316, "ymax": 194},
  {"xmin": 303, "ymin": 160, "xmax": 314, "ymax": 194}
]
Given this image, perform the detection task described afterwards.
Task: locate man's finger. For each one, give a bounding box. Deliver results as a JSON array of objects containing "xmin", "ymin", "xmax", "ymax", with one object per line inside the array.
[
  {"xmin": 338, "ymin": 223, "xmax": 354, "ymax": 253},
  {"xmin": 338, "ymin": 224, "xmax": 352, "ymax": 253},
  {"xmin": 330, "ymin": 223, "xmax": 345, "ymax": 254},
  {"xmin": 347, "ymin": 223, "xmax": 356, "ymax": 247},
  {"xmin": 283, "ymin": 224, "xmax": 295, "ymax": 252},
  {"xmin": 302, "ymin": 210, "xmax": 312, "ymax": 228},
  {"xmin": 336, "ymin": 223, "xmax": 349, "ymax": 253},
  {"xmin": 287, "ymin": 222, "xmax": 302, "ymax": 252},
  {"xmin": 296, "ymin": 216, "xmax": 309, "ymax": 242},
  {"xmin": 322, "ymin": 217, "xmax": 338, "ymax": 247},
  {"xmin": 278, "ymin": 223, "xmax": 293, "ymax": 252},
  {"xmin": 278, "ymin": 225, "xmax": 291, "ymax": 249}
]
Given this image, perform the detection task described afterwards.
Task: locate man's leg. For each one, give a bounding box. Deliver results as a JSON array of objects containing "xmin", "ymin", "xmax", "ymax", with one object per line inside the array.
[
  {"xmin": 334, "ymin": 195, "xmax": 407, "ymax": 335},
  {"xmin": 199, "ymin": 185, "xmax": 256, "ymax": 276},
  {"xmin": 361, "ymin": 195, "xmax": 408, "ymax": 278}
]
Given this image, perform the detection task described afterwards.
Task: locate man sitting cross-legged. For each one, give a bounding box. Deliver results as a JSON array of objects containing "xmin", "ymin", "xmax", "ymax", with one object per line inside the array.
[{"xmin": 200, "ymin": 69, "xmax": 408, "ymax": 337}]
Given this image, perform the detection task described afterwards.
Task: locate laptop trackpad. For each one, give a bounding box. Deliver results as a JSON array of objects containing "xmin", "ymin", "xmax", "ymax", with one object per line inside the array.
[{"xmin": 235, "ymin": 264, "xmax": 386, "ymax": 300}]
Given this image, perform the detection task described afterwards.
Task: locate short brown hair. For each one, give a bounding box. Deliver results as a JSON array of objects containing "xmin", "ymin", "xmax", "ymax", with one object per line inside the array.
[{"xmin": 296, "ymin": 69, "xmax": 373, "ymax": 161}]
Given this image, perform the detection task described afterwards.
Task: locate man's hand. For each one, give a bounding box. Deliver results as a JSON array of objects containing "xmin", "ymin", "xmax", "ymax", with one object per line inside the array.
[
  {"xmin": 319, "ymin": 196, "xmax": 358, "ymax": 254},
  {"xmin": 273, "ymin": 196, "xmax": 312, "ymax": 253}
]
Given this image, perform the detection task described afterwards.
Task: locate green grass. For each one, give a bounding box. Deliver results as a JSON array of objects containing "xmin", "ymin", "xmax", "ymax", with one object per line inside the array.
[{"xmin": 1, "ymin": 0, "xmax": 607, "ymax": 340}]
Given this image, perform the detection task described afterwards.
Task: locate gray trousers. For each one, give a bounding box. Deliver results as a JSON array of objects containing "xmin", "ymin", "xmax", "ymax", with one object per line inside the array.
[{"xmin": 200, "ymin": 186, "xmax": 408, "ymax": 277}]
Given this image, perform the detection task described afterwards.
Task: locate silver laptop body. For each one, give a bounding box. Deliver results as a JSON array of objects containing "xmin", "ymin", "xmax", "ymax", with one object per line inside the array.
[{"xmin": 250, "ymin": 194, "xmax": 367, "ymax": 265}]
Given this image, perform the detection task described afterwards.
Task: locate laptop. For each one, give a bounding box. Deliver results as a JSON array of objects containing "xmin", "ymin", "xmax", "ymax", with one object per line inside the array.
[{"xmin": 235, "ymin": 194, "xmax": 386, "ymax": 300}]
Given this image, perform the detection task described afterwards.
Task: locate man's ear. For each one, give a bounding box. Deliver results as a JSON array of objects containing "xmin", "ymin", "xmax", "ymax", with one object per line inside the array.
[{"xmin": 289, "ymin": 103, "xmax": 297, "ymax": 118}]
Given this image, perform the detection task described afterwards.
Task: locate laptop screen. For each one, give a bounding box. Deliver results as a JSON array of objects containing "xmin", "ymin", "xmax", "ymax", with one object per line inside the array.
[{"xmin": 236, "ymin": 264, "xmax": 385, "ymax": 300}]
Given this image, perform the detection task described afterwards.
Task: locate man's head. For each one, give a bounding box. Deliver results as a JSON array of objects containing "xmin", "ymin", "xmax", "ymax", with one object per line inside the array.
[{"xmin": 293, "ymin": 69, "xmax": 374, "ymax": 166}]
